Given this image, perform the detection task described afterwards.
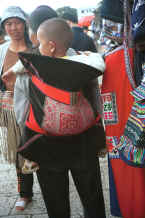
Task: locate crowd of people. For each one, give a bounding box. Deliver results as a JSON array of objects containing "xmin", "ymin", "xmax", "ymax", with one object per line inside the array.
[{"xmin": 0, "ymin": 0, "xmax": 145, "ymax": 218}]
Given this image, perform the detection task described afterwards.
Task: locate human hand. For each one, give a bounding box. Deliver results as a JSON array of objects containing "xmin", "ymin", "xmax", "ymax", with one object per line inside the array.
[
  {"xmin": 2, "ymin": 70, "xmax": 16, "ymax": 91},
  {"xmin": 2, "ymin": 70, "xmax": 15, "ymax": 83},
  {"xmin": 97, "ymin": 148, "xmax": 108, "ymax": 158}
]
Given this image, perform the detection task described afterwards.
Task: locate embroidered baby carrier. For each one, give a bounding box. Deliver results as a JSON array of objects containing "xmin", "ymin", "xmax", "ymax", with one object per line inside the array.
[{"xmin": 18, "ymin": 52, "xmax": 102, "ymax": 136}]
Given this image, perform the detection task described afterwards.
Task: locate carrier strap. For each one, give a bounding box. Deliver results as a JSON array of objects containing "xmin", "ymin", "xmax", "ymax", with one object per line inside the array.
[{"xmin": 31, "ymin": 75, "xmax": 80, "ymax": 105}]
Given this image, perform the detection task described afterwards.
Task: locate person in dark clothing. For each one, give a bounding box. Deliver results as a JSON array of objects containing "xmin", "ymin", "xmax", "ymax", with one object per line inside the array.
[
  {"xmin": 15, "ymin": 18, "xmax": 106, "ymax": 218},
  {"xmin": 61, "ymin": 12, "xmax": 97, "ymax": 52}
]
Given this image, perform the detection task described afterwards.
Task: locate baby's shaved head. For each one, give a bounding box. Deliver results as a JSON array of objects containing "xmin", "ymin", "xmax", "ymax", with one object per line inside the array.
[{"xmin": 37, "ymin": 18, "xmax": 73, "ymax": 51}]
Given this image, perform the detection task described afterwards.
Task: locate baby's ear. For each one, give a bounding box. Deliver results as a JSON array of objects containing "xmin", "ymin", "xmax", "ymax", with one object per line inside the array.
[{"xmin": 49, "ymin": 40, "xmax": 56, "ymax": 54}]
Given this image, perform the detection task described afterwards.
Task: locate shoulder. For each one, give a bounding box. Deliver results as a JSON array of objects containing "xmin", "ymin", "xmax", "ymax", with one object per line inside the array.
[
  {"xmin": 66, "ymin": 48, "xmax": 77, "ymax": 56},
  {"xmin": 105, "ymin": 45, "xmax": 124, "ymax": 58},
  {"xmin": 67, "ymin": 52, "xmax": 105, "ymax": 73},
  {"xmin": 0, "ymin": 41, "xmax": 10, "ymax": 50},
  {"xmin": 0, "ymin": 41, "xmax": 10, "ymax": 68}
]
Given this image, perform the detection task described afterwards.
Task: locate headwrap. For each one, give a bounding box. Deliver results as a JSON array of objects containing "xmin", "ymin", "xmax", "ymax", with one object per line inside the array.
[
  {"xmin": 131, "ymin": 0, "xmax": 145, "ymax": 85},
  {"xmin": 131, "ymin": 0, "xmax": 145, "ymax": 43},
  {"xmin": 99, "ymin": 0, "xmax": 124, "ymax": 53},
  {"xmin": 1, "ymin": 6, "xmax": 27, "ymax": 26},
  {"xmin": 100, "ymin": 0, "xmax": 124, "ymax": 24},
  {"xmin": 98, "ymin": 19, "xmax": 123, "ymax": 53}
]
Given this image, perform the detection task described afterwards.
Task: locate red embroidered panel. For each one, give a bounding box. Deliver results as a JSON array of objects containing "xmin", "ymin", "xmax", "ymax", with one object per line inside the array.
[{"xmin": 41, "ymin": 93, "xmax": 95, "ymax": 135}]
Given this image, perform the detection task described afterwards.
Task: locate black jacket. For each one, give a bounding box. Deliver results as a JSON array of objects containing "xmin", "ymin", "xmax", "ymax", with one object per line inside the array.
[{"xmin": 71, "ymin": 27, "xmax": 97, "ymax": 52}]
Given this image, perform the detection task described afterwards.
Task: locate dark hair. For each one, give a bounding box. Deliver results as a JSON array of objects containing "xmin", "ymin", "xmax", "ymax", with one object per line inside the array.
[
  {"xmin": 61, "ymin": 12, "xmax": 78, "ymax": 24},
  {"xmin": 21, "ymin": 11, "xmax": 33, "ymax": 47},
  {"xmin": 0, "ymin": 18, "xmax": 5, "ymax": 36},
  {"xmin": 100, "ymin": 0, "xmax": 124, "ymax": 23},
  {"xmin": 24, "ymin": 25, "xmax": 33, "ymax": 48},
  {"xmin": 29, "ymin": 5, "xmax": 58, "ymax": 33}
]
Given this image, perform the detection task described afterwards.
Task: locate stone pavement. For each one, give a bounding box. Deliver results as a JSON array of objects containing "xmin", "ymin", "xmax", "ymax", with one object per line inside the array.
[{"xmin": 0, "ymin": 155, "xmax": 120, "ymax": 218}]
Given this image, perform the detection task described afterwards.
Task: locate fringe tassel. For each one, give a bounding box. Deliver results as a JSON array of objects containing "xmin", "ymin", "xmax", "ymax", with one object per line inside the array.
[{"xmin": 0, "ymin": 91, "xmax": 21, "ymax": 164}]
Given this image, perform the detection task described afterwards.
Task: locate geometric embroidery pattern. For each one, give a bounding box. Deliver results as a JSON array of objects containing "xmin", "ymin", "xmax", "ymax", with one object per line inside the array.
[
  {"xmin": 107, "ymin": 136, "xmax": 120, "ymax": 159},
  {"xmin": 101, "ymin": 92, "xmax": 118, "ymax": 125},
  {"xmin": 41, "ymin": 93, "xmax": 95, "ymax": 136},
  {"xmin": 117, "ymin": 100, "xmax": 145, "ymax": 166}
]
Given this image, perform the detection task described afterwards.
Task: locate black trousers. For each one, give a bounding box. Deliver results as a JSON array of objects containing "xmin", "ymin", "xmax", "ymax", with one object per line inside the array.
[
  {"xmin": 16, "ymin": 155, "xmax": 33, "ymax": 198},
  {"xmin": 36, "ymin": 158, "xmax": 106, "ymax": 218},
  {"xmin": 16, "ymin": 170, "xmax": 33, "ymax": 198}
]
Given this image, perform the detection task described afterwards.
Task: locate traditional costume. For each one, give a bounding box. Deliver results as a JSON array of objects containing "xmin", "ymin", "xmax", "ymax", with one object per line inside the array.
[
  {"xmin": 0, "ymin": 41, "xmax": 21, "ymax": 164},
  {"xmin": 14, "ymin": 52, "xmax": 107, "ymax": 218},
  {"xmin": 0, "ymin": 6, "xmax": 36, "ymax": 210},
  {"xmin": 101, "ymin": 0, "xmax": 145, "ymax": 217}
]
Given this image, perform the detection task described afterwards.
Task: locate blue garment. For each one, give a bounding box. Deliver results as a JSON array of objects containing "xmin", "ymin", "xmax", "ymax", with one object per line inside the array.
[
  {"xmin": 108, "ymin": 158, "xmax": 122, "ymax": 217},
  {"xmin": 131, "ymin": 0, "xmax": 145, "ymax": 42},
  {"xmin": 71, "ymin": 27, "xmax": 97, "ymax": 52}
]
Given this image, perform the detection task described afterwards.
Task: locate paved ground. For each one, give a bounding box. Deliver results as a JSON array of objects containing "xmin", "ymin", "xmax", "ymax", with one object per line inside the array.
[{"xmin": 0, "ymin": 155, "xmax": 120, "ymax": 218}]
